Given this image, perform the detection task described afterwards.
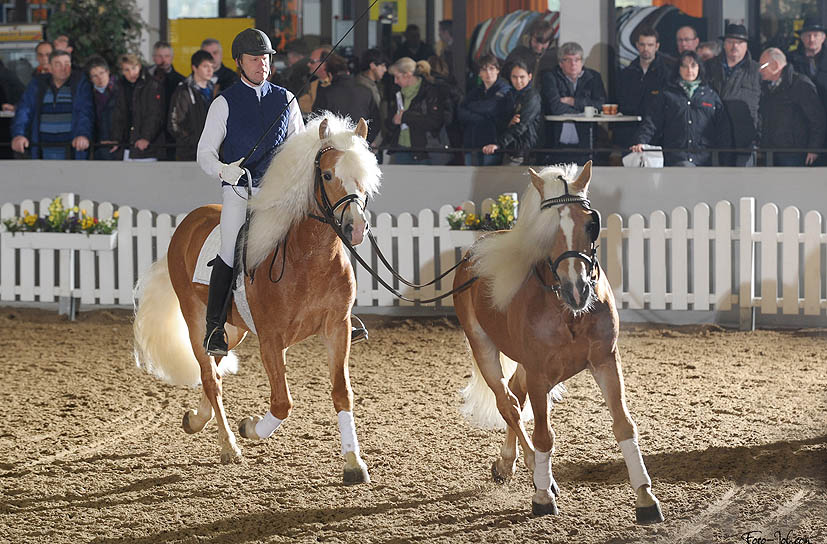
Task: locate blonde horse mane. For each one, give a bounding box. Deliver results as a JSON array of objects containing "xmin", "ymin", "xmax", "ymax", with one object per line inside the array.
[
  {"xmin": 470, "ymin": 163, "xmax": 586, "ymax": 311},
  {"xmin": 246, "ymin": 113, "xmax": 381, "ymax": 270}
]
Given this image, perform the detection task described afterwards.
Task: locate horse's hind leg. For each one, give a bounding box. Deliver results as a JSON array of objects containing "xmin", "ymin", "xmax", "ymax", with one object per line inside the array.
[
  {"xmin": 493, "ymin": 365, "xmax": 529, "ymax": 482},
  {"xmin": 181, "ymin": 298, "xmax": 242, "ymax": 464},
  {"xmin": 591, "ymin": 350, "xmax": 663, "ymax": 524},
  {"xmin": 465, "ymin": 330, "xmax": 534, "ymax": 478}
]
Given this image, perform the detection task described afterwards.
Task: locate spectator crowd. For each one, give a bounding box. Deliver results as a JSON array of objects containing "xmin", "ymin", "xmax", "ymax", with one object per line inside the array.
[{"xmin": 4, "ymin": 14, "xmax": 827, "ymax": 167}]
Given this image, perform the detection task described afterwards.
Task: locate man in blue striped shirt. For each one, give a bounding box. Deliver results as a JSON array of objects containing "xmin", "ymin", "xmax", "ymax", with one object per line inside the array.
[{"xmin": 11, "ymin": 50, "xmax": 93, "ymax": 159}]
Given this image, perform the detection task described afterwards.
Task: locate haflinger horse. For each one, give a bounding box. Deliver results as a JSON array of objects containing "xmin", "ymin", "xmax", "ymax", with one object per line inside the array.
[
  {"xmin": 133, "ymin": 114, "xmax": 380, "ymax": 483},
  {"xmin": 452, "ymin": 162, "xmax": 664, "ymax": 523}
]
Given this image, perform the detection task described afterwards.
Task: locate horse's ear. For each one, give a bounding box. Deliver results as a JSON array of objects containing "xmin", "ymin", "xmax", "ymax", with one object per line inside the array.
[
  {"xmin": 571, "ymin": 160, "xmax": 593, "ymax": 193},
  {"xmin": 319, "ymin": 118, "xmax": 330, "ymax": 140},
  {"xmin": 528, "ymin": 168, "xmax": 545, "ymax": 199},
  {"xmin": 355, "ymin": 118, "xmax": 368, "ymax": 140}
]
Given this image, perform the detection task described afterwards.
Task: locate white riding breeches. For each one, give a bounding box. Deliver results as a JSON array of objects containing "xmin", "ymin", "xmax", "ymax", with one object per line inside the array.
[{"xmin": 219, "ymin": 184, "xmax": 259, "ymax": 267}]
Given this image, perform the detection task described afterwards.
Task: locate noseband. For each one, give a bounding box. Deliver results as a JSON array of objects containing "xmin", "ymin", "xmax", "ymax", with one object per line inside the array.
[{"xmin": 536, "ymin": 176, "xmax": 601, "ymax": 295}]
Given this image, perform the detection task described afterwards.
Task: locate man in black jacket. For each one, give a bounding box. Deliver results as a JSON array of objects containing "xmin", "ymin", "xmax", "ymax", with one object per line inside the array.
[
  {"xmin": 615, "ymin": 26, "xmax": 674, "ymax": 147},
  {"xmin": 504, "ymin": 17, "xmax": 557, "ymax": 97},
  {"xmin": 705, "ymin": 23, "xmax": 761, "ymax": 166},
  {"xmin": 541, "ymin": 42, "xmax": 606, "ymax": 164},
  {"xmin": 168, "ymin": 50, "xmax": 218, "ymax": 161},
  {"xmin": 312, "ymin": 54, "xmax": 379, "ymax": 143},
  {"xmin": 149, "ymin": 41, "xmax": 186, "ymax": 160},
  {"xmin": 789, "ymin": 17, "xmax": 827, "ymax": 164},
  {"xmin": 759, "ymin": 48, "xmax": 826, "ymax": 166}
]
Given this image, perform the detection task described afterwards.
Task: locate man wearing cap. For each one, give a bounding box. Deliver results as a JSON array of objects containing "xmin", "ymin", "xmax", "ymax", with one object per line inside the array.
[
  {"xmin": 705, "ymin": 23, "xmax": 761, "ymax": 166},
  {"xmin": 196, "ymin": 28, "xmax": 305, "ymax": 356},
  {"xmin": 789, "ymin": 17, "xmax": 827, "ymax": 157}
]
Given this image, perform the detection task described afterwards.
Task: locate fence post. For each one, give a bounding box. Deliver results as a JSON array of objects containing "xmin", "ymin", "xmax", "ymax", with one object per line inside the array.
[{"xmin": 739, "ymin": 197, "xmax": 755, "ymax": 330}]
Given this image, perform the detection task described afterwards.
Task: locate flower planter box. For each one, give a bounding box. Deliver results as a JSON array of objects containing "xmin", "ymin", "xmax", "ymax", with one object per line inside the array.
[
  {"xmin": 448, "ymin": 229, "xmax": 487, "ymax": 249},
  {"xmin": 1, "ymin": 231, "xmax": 118, "ymax": 251}
]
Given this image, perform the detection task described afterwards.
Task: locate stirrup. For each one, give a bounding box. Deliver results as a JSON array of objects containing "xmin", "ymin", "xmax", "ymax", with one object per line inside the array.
[
  {"xmin": 204, "ymin": 326, "xmax": 229, "ymax": 357},
  {"xmin": 351, "ymin": 315, "xmax": 368, "ymax": 345}
]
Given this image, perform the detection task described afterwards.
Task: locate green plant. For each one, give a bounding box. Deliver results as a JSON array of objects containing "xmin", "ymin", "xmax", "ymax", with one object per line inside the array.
[
  {"xmin": 2, "ymin": 196, "xmax": 118, "ymax": 235},
  {"xmin": 447, "ymin": 194, "xmax": 518, "ymax": 231},
  {"xmin": 47, "ymin": 0, "xmax": 146, "ymax": 68}
]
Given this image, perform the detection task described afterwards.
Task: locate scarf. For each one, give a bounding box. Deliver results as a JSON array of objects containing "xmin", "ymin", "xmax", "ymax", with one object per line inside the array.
[
  {"xmin": 397, "ymin": 77, "xmax": 422, "ymax": 148},
  {"xmin": 680, "ymin": 78, "xmax": 701, "ymax": 98}
]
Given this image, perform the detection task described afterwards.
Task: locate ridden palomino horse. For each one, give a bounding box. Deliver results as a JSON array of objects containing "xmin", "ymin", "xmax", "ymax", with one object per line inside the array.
[
  {"xmin": 133, "ymin": 115, "xmax": 380, "ymax": 483},
  {"xmin": 452, "ymin": 162, "xmax": 664, "ymax": 523}
]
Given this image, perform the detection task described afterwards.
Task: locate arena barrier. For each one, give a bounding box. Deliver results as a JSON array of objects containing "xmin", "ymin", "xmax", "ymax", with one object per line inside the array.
[{"xmin": 1, "ymin": 194, "xmax": 825, "ymax": 329}]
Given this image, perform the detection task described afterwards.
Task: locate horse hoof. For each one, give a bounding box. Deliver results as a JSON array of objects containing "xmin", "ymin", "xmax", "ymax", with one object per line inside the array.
[
  {"xmin": 636, "ymin": 502, "xmax": 664, "ymax": 525},
  {"xmin": 491, "ymin": 460, "xmax": 507, "ymax": 484},
  {"xmin": 343, "ymin": 466, "xmax": 370, "ymax": 485},
  {"xmin": 220, "ymin": 447, "xmax": 243, "ymax": 465},
  {"xmin": 238, "ymin": 416, "xmax": 261, "ymax": 440},
  {"xmin": 182, "ymin": 410, "xmax": 199, "ymax": 434},
  {"xmin": 531, "ymin": 498, "xmax": 559, "ymax": 516}
]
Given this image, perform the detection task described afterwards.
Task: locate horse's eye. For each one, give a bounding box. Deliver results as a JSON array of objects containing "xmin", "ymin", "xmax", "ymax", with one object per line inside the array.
[{"xmin": 323, "ymin": 172, "xmax": 332, "ymax": 181}]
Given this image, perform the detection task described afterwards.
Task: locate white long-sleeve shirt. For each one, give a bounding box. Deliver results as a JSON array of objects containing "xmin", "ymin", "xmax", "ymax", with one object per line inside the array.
[{"xmin": 197, "ymin": 78, "xmax": 305, "ymax": 181}]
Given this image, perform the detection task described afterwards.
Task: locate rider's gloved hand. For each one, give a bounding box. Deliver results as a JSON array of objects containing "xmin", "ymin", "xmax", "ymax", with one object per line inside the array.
[{"xmin": 219, "ymin": 158, "xmax": 247, "ymax": 185}]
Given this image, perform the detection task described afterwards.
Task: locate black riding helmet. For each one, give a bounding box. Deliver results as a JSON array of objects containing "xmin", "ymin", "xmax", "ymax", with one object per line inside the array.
[{"xmin": 231, "ymin": 28, "xmax": 276, "ymax": 60}]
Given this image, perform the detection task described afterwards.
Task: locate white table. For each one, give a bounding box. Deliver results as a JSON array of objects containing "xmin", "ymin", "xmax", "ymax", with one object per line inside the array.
[
  {"xmin": 0, "ymin": 110, "xmax": 14, "ymax": 118},
  {"xmin": 543, "ymin": 113, "xmax": 642, "ymax": 160}
]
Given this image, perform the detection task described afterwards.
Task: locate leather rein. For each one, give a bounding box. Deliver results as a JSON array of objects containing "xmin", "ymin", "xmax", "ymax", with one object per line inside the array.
[{"xmin": 307, "ymin": 145, "xmax": 478, "ymax": 304}]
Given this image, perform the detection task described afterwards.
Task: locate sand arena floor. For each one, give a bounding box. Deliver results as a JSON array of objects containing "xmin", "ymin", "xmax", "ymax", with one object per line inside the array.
[{"xmin": 0, "ymin": 307, "xmax": 825, "ymax": 544}]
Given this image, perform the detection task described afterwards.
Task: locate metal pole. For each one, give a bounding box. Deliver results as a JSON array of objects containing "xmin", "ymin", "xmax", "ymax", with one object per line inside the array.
[
  {"xmin": 451, "ymin": 0, "xmax": 466, "ymax": 88},
  {"xmin": 321, "ymin": 0, "xmax": 333, "ymax": 44},
  {"xmin": 354, "ymin": 0, "xmax": 370, "ymax": 58},
  {"xmin": 255, "ymin": 0, "xmax": 272, "ymax": 35}
]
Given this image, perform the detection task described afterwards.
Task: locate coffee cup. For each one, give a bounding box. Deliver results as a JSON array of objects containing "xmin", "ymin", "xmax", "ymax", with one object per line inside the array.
[
  {"xmin": 602, "ymin": 103, "xmax": 618, "ymax": 115},
  {"xmin": 584, "ymin": 106, "xmax": 597, "ymax": 117}
]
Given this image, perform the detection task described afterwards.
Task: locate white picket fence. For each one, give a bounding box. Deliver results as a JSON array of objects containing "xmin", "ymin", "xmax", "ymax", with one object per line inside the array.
[{"xmin": 1, "ymin": 194, "xmax": 825, "ymax": 326}]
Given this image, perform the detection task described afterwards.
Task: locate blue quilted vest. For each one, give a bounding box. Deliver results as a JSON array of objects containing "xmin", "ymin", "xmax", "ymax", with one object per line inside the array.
[{"xmin": 221, "ymin": 80, "xmax": 290, "ymax": 187}]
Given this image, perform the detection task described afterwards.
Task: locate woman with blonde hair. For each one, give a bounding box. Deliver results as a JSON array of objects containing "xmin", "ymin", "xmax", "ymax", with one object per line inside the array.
[{"xmin": 385, "ymin": 56, "xmax": 453, "ymax": 164}]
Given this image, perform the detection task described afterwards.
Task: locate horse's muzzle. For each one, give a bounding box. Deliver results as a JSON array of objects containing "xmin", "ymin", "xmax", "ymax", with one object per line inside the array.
[
  {"xmin": 561, "ymin": 277, "xmax": 593, "ymax": 311},
  {"xmin": 345, "ymin": 219, "xmax": 367, "ymax": 246}
]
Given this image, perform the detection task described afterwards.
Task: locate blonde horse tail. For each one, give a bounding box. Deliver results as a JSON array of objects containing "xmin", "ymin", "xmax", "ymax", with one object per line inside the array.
[
  {"xmin": 460, "ymin": 350, "xmax": 567, "ymax": 430},
  {"xmin": 133, "ymin": 255, "xmax": 237, "ymax": 386}
]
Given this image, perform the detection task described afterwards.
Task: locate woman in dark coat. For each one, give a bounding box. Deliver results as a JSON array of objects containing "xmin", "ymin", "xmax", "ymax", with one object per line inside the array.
[
  {"xmin": 631, "ymin": 50, "xmax": 731, "ymax": 166},
  {"xmin": 457, "ymin": 54, "xmax": 511, "ymax": 165},
  {"xmin": 481, "ymin": 58, "xmax": 542, "ymax": 165}
]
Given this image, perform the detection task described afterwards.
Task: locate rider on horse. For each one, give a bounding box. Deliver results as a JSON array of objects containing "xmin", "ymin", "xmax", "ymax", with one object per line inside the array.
[{"xmin": 196, "ymin": 28, "xmax": 305, "ymax": 356}]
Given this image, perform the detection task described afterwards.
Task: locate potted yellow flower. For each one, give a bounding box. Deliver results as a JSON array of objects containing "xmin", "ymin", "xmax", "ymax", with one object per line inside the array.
[
  {"xmin": 1, "ymin": 196, "xmax": 119, "ymax": 251},
  {"xmin": 447, "ymin": 193, "xmax": 518, "ymax": 249}
]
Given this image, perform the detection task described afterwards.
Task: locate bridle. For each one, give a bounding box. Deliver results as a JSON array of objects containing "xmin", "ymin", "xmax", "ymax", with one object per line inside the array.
[
  {"xmin": 308, "ymin": 144, "xmax": 477, "ymax": 303},
  {"xmin": 534, "ymin": 176, "xmax": 601, "ymax": 295}
]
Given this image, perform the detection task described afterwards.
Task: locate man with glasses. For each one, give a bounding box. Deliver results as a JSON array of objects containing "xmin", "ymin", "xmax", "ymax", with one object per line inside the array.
[
  {"xmin": 298, "ymin": 45, "xmax": 332, "ymax": 115},
  {"xmin": 705, "ymin": 23, "xmax": 761, "ymax": 166},
  {"xmin": 676, "ymin": 26, "xmax": 700, "ymax": 54},
  {"xmin": 541, "ymin": 41, "xmax": 606, "ymax": 164}
]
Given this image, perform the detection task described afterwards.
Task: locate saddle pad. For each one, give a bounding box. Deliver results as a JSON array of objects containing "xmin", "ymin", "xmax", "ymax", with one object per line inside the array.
[{"xmin": 193, "ymin": 226, "xmax": 258, "ymax": 335}]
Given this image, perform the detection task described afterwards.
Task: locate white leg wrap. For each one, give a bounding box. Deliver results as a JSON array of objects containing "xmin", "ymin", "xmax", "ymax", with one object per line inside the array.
[
  {"xmin": 619, "ymin": 437, "xmax": 652, "ymax": 490},
  {"xmin": 533, "ymin": 449, "xmax": 553, "ymax": 491},
  {"xmin": 255, "ymin": 411, "xmax": 283, "ymax": 439},
  {"xmin": 337, "ymin": 410, "xmax": 360, "ymax": 456}
]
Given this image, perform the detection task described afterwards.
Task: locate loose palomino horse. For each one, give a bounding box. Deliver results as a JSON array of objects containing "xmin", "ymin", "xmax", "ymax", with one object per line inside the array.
[
  {"xmin": 452, "ymin": 162, "xmax": 664, "ymax": 523},
  {"xmin": 133, "ymin": 115, "xmax": 380, "ymax": 483}
]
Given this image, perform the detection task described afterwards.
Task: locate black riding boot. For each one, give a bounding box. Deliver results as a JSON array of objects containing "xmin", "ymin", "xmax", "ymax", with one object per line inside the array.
[{"xmin": 204, "ymin": 256, "xmax": 234, "ymax": 356}]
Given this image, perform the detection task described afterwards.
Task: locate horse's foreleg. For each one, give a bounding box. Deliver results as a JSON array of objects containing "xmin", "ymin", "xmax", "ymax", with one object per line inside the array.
[
  {"xmin": 239, "ymin": 340, "xmax": 291, "ymax": 441},
  {"xmin": 526, "ymin": 382, "xmax": 559, "ymax": 516},
  {"xmin": 591, "ymin": 350, "xmax": 663, "ymax": 525},
  {"xmin": 325, "ymin": 318, "xmax": 370, "ymax": 485}
]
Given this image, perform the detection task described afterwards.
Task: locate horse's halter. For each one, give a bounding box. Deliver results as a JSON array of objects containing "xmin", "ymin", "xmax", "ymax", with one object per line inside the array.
[
  {"xmin": 536, "ymin": 175, "xmax": 601, "ymax": 295},
  {"xmin": 311, "ymin": 145, "xmax": 369, "ymax": 228}
]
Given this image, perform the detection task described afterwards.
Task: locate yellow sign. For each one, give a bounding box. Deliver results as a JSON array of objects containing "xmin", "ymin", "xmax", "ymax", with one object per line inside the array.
[
  {"xmin": 168, "ymin": 18, "xmax": 253, "ymax": 76},
  {"xmin": 370, "ymin": 0, "xmax": 407, "ymax": 34},
  {"xmin": 0, "ymin": 24, "xmax": 44, "ymax": 42}
]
